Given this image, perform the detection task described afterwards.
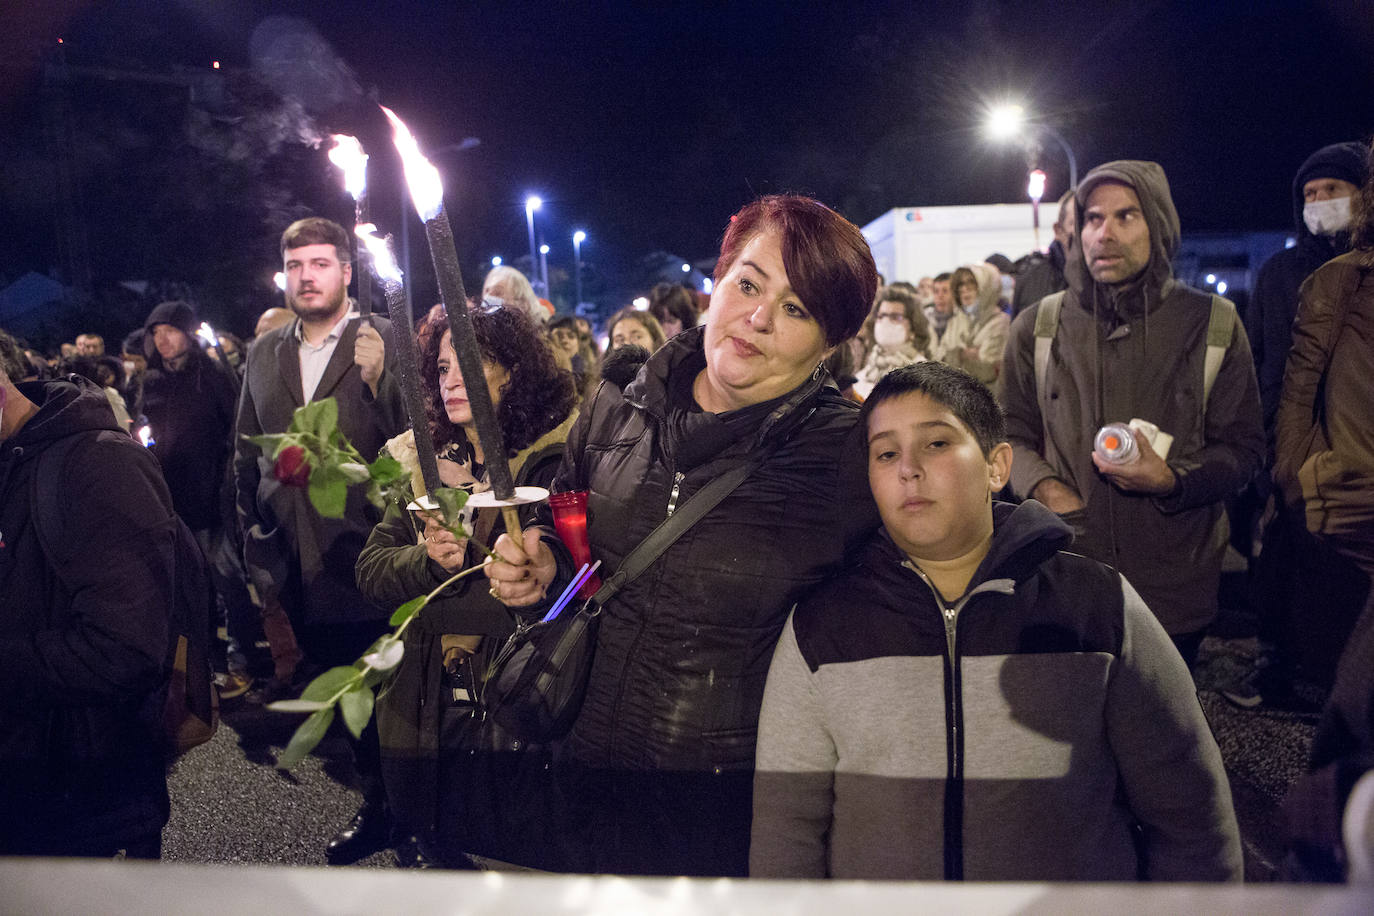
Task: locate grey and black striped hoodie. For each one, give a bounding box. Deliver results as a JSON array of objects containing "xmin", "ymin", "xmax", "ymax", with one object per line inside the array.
[{"xmin": 750, "ymin": 499, "xmax": 1242, "ymax": 882}]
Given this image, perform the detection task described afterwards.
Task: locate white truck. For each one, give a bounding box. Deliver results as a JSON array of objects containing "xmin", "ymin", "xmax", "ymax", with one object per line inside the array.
[{"xmin": 861, "ymin": 203, "xmax": 1047, "ymax": 284}]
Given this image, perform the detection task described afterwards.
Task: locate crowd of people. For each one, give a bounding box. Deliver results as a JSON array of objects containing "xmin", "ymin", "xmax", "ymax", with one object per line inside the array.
[{"xmin": 2, "ymin": 141, "xmax": 1373, "ymax": 885}]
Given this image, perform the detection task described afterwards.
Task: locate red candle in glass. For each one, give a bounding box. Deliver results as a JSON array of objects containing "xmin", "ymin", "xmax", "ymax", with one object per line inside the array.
[{"xmin": 548, "ymin": 490, "xmax": 601, "ymax": 597}]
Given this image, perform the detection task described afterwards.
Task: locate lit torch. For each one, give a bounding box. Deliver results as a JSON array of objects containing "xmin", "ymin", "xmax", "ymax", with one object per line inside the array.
[
  {"xmin": 356, "ymin": 223, "xmax": 442, "ymax": 498},
  {"xmin": 328, "ymin": 134, "xmax": 372, "ymax": 319},
  {"xmin": 383, "ymin": 105, "xmax": 538, "ymax": 535}
]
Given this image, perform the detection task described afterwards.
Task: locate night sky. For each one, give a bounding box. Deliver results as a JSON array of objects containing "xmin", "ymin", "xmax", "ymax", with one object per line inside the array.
[{"xmin": 3, "ymin": 0, "xmax": 1374, "ymax": 333}]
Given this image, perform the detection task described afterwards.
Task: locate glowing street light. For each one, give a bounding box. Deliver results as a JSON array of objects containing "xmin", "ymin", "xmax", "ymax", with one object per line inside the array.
[
  {"xmin": 538, "ymin": 243, "xmax": 550, "ymax": 296},
  {"xmin": 985, "ymin": 103, "xmax": 1026, "ymax": 141},
  {"xmin": 983, "ymin": 103, "xmax": 1078, "ymax": 190},
  {"xmin": 524, "ymin": 195, "xmax": 543, "ymax": 296},
  {"xmin": 572, "ymin": 230, "xmax": 587, "ymax": 307},
  {"xmin": 1028, "ymin": 168, "xmax": 1048, "ymax": 250},
  {"xmin": 681, "ymin": 263, "xmax": 691, "ymax": 273},
  {"xmin": 491, "ymin": 255, "xmax": 502, "ymax": 267}
]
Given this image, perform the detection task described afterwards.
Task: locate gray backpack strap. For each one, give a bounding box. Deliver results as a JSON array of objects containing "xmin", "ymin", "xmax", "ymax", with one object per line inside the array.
[
  {"xmin": 1202, "ymin": 294, "xmax": 1235, "ymax": 410},
  {"xmin": 1033, "ymin": 290, "xmax": 1066, "ymax": 413}
]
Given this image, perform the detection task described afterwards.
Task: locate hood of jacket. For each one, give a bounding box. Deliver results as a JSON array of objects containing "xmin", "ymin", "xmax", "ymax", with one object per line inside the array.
[
  {"xmin": 964, "ymin": 262, "xmax": 1005, "ymax": 325},
  {"xmin": 1, "ymin": 377, "xmax": 122, "ymax": 495},
  {"xmin": 1066, "ymin": 160, "xmax": 1180, "ymax": 320},
  {"xmin": 622, "ymin": 324, "xmax": 836, "ymax": 452},
  {"xmin": 7, "ymin": 376, "xmax": 121, "ymax": 452},
  {"xmin": 868, "ymin": 498, "xmax": 1074, "ymax": 591},
  {"xmin": 1290, "ymin": 141, "xmax": 1367, "ymax": 258}
]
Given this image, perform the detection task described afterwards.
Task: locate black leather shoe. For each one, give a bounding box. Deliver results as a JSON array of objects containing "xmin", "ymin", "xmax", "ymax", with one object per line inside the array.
[{"xmin": 325, "ymin": 806, "xmax": 392, "ymax": 864}]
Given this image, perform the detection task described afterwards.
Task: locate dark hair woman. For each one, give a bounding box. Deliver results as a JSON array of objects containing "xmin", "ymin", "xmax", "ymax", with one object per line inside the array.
[
  {"xmin": 356, "ymin": 304, "xmax": 577, "ymax": 866},
  {"xmin": 484, "ymin": 194, "xmax": 882, "ymax": 876},
  {"xmin": 647, "ymin": 282, "xmax": 698, "ymax": 338}
]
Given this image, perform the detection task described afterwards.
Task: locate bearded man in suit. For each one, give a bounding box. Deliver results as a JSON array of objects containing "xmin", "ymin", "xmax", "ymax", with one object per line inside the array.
[{"xmin": 234, "ymin": 217, "xmax": 406, "ymax": 863}]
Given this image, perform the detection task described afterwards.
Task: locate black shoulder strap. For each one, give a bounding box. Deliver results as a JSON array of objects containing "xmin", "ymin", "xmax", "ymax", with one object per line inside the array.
[{"xmin": 587, "ymin": 456, "xmax": 759, "ymax": 611}]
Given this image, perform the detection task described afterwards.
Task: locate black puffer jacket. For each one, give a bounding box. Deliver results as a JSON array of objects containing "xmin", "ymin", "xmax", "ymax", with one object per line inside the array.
[
  {"xmin": 544, "ymin": 327, "xmax": 880, "ymax": 874},
  {"xmin": 0, "ymin": 378, "xmax": 176, "ymax": 854}
]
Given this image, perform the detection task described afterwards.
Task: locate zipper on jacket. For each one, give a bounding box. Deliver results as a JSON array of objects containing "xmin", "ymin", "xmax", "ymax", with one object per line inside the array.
[
  {"xmin": 664, "ymin": 471, "xmax": 684, "ymax": 518},
  {"xmin": 902, "ymin": 560, "xmax": 1015, "ymax": 880}
]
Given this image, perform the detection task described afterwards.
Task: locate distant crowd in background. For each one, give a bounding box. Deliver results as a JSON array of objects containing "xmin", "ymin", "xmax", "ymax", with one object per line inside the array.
[{"xmin": 3, "ymin": 140, "xmax": 1374, "ymax": 886}]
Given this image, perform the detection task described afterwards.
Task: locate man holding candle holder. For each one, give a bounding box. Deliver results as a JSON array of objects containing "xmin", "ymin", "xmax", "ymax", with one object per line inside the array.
[{"xmin": 234, "ymin": 217, "xmax": 406, "ymax": 863}]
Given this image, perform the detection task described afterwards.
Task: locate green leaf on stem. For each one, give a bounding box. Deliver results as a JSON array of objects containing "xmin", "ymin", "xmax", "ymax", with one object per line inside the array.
[
  {"xmin": 434, "ymin": 487, "xmax": 471, "ymax": 536},
  {"xmin": 389, "ymin": 596, "xmax": 425, "ymax": 627},
  {"xmin": 338, "ymin": 685, "xmax": 375, "ymax": 740},
  {"xmin": 292, "ymin": 399, "xmax": 338, "ymax": 441},
  {"xmin": 362, "ymin": 635, "xmax": 404, "ymax": 671},
  {"xmin": 244, "ymin": 433, "xmax": 289, "ymax": 454},
  {"xmin": 300, "ymin": 665, "xmax": 363, "ymax": 703},
  {"xmin": 307, "ymin": 462, "xmax": 349, "ymax": 518},
  {"xmin": 277, "ymin": 706, "xmax": 334, "ymax": 770},
  {"xmin": 369, "ymin": 453, "xmax": 406, "ymax": 485}
]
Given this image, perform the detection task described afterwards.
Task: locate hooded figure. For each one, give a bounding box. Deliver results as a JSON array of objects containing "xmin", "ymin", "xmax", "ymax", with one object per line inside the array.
[
  {"xmin": 1000, "ymin": 160, "xmax": 1264, "ymax": 663},
  {"xmin": 140, "ymin": 300, "xmax": 238, "ymax": 532},
  {"xmin": 943, "ymin": 261, "xmax": 1009, "ymax": 396},
  {"xmin": 1249, "ymin": 142, "xmax": 1369, "ymax": 431}
]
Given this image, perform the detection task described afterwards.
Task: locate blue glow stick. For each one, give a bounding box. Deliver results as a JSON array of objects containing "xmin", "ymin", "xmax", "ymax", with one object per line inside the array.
[{"xmin": 541, "ymin": 560, "xmax": 602, "ymax": 623}]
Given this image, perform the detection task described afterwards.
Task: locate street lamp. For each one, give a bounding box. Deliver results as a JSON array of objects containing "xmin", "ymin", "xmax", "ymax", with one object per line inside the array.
[
  {"xmin": 572, "ymin": 230, "xmax": 586, "ymax": 308},
  {"xmin": 490, "ymin": 255, "xmax": 502, "ymax": 267},
  {"xmin": 524, "ymin": 195, "xmax": 542, "ymax": 295},
  {"xmin": 984, "ymin": 103, "xmax": 1079, "ymax": 190},
  {"xmin": 538, "ymin": 243, "xmax": 550, "ymax": 297},
  {"xmin": 1027, "ymin": 168, "xmax": 1047, "ymax": 251}
]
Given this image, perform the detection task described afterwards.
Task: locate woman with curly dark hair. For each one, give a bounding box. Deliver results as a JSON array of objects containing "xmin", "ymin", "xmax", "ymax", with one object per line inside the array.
[{"xmin": 356, "ymin": 304, "xmax": 577, "ymax": 867}]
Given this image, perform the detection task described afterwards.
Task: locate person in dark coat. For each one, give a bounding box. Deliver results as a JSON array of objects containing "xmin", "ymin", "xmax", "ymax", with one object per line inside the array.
[
  {"xmin": 357, "ymin": 306, "xmax": 577, "ymax": 868},
  {"xmin": 485, "ymin": 195, "xmax": 883, "ymax": 876},
  {"xmin": 0, "ymin": 333, "xmax": 177, "ymax": 858},
  {"xmin": 142, "ymin": 301, "xmax": 239, "ymax": 531},
  {"xmin": 1012, "ymin": 188, "xmax": 1076, "ymax": 317},
  {"xmin": 233, "ymin": 217, "xmax": 406, "ymax": 862}
]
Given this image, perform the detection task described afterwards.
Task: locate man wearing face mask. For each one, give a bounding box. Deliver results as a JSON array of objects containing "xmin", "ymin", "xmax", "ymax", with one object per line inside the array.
[
  {"xmin": 1249, "ymin": 142, "xmax": 1368, "ymax": 431},
  {"xmin": 1226, "ymin": 142, "xmax": 1371, "ymax": 709}
]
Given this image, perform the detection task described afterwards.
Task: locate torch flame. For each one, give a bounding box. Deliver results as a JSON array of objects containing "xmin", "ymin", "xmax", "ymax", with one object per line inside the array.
[
  {"xmin": 356, "ymin": 223, "xmax": 403, "ymax": 284},
  {"xmin": 328, "ymin": 134, "xmax": 368, "ymax": 200},
  {"xmin": 381, "ymin": 105, "xmax": 444, "ymax": 222},
  {"xmin": 197, "ymin": 322, "xmax": 218, "ymax": 348}
]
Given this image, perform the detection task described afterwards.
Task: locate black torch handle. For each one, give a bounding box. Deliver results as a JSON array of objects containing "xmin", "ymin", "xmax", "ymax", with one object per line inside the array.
[
  {"xmin": 423, "ymin": 210, "xmax": 517, "ymax": 502},
  {"xmin": 377, "ymin": 242, "xmax": 443, "ymax": 497}
]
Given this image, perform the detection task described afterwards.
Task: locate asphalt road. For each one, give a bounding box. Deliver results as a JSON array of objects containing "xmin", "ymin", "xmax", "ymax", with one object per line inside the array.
[{"xmin": 162, "ymin": 627, "xmax": 1320, "ymax": 881}]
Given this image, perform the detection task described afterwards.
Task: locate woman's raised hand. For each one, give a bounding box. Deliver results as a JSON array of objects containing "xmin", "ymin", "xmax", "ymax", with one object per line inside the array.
[{"xmin": 484, "ymin": 528, "xmax": 556, "ymax": 606}]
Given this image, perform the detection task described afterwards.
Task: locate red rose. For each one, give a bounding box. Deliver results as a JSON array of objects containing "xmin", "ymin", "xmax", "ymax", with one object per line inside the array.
[{"xmin": 274, "ymin": 445, "xmax": 312, "ymax": 487}]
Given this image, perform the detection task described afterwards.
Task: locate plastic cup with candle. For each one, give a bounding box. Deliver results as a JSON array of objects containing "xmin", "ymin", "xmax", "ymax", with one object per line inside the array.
[{"xmin": 548, "ymin": 490, "xmax": 601, "ymax": 596}]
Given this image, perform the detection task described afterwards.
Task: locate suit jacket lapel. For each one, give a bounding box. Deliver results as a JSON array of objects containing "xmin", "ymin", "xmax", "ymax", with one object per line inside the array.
[
  {"xmin": 311, "ymin": 318, "xmax": 359, "ymax": 401},
  {"xmin": 276, "ymin": 321, "xmax": 305, "ymax": 407}
]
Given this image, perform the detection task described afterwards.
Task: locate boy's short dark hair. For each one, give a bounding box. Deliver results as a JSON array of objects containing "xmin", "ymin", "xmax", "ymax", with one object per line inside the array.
[
  {"xmin": 280, "ymin": 217, "xmax": 351, "ymax": 263},
  {"xmin": 860, "ymin": 362, "xmax": 1006, "ymax": 457}
]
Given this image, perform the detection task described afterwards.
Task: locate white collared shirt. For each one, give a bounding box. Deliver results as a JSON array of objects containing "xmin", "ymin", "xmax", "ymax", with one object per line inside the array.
[{"xmin": 296, "ymin": 310, "xmax": 354, "ymax": 401}]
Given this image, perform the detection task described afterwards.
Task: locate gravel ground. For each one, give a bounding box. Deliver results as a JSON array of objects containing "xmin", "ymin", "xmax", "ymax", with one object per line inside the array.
[{"xmin": 164, "ymin": 629, "xmax": 1320, "ymax": 880}]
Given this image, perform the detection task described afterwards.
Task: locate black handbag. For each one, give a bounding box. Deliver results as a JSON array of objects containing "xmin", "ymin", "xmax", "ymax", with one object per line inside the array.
[{"xmin": 480, "ymin": 458, "xmax": 761, "ymax": 743}]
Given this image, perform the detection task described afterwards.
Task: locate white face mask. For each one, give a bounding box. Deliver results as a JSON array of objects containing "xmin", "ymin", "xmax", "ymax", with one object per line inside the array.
[
  {"xmin": 873, "ymin": 319, "xmax": 908, "ymax": 348},
  {"xmin": 1303, "ymin": 196, "xmax": 1353, "ymax": 236}
]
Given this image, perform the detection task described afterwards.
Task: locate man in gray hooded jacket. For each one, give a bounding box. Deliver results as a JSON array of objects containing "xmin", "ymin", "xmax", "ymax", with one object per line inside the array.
[{"xmin": 1000, "ymin": 160, "xmax": 1264, "ymax": 667}]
